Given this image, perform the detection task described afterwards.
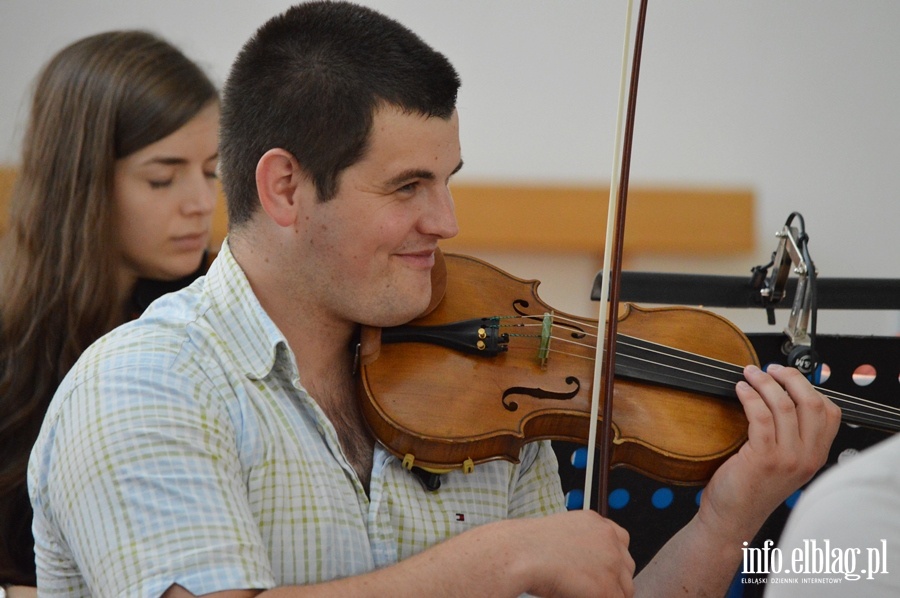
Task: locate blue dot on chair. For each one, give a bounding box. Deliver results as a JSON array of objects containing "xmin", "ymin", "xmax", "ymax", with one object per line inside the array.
[
  {"xmin": 651, "ymin": 487, "xmax": 674, "ymax": 509},
  {"xmin": 570, "ymin": 447, "xmax": 588, "ymax": 470},
  {"xmin": 608, "ymin": 488, "xmax": 630, "ymax": 510},
  {"xmin": 785, "ymin": 489, "xmax": 802, "ymax": 508},
  {"xmin": 565, "ymin": 489, "xmax": 584, "ymax": 510}
]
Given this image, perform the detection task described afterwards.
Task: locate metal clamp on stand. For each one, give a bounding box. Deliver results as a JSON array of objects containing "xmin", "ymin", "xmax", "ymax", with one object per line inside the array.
[
  {"xmin": 751, "ymin": 213, "xmax": 819, "ymax": 375},
  {"xmin": 593, "ymin": 212, "xmax": 827, "ymax": 376}
]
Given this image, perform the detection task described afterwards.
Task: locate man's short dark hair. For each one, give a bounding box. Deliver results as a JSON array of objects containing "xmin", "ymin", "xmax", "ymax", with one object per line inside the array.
[{"xmin": 220, "ymin": 1, "xmax": 461, "ymax": 227}]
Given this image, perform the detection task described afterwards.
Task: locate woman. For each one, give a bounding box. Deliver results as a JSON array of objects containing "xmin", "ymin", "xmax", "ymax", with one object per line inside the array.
[{"xmin": 0, "ymin": 30, "xmax": 219, "ymax": 592}]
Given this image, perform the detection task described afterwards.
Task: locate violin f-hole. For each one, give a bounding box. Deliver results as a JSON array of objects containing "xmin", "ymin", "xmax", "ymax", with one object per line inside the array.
[{"xmin": 501, "ymin": 376, "xmax": 581, "ymax": 411}]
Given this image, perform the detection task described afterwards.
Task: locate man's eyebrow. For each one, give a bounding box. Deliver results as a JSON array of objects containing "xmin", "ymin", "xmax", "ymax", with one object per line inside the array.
[
  {"xmin": 384, "ymin": 169, "xmax": 434, "ymax": 187},
  {"xmin": 384, "ymin": 159, "xmax": 464, "ymax": 188}
]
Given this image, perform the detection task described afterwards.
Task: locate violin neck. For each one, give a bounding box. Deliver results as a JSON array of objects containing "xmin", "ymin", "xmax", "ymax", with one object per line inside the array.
[
  {"xmin": 816, "ymin": 387, "xmax": 900, "ymax": 433},
  {"xmin": 614, "ymin": 333, "xmax": 900, "ymax": 434}
]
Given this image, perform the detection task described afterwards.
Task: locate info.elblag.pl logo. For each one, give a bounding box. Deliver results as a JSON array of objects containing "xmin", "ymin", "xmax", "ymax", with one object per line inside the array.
[{"xmin": 742, "ymin": 539, "xmax": 889, "ymax": 584}]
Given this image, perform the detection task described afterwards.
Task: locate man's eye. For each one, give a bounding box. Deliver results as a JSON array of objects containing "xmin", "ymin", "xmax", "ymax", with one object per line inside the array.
[
  {"xmin": 149, "ymin": 179, "xmax": 173, "ymax": 189},
  {"xmin": 397, "ymin": 182, "xmax": 418, "ymax": 194}
]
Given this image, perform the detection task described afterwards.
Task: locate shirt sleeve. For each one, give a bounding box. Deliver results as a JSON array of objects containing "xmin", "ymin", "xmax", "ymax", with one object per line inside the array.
[
  {"xmin": 508, "ymin": 440, "xmax": 566, "ymax": 519},
  {"xmin": 32, "ymin": 342, "xmax": 275, "ymax": 597}
]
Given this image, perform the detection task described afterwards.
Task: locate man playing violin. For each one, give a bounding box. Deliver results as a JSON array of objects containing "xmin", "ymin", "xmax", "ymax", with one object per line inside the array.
[{"xmin": 28, "ymin": 2, "xmax": 841, "ymax": 597}]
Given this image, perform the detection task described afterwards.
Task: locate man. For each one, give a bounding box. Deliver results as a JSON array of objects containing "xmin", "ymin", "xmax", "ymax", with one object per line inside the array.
[{"xmin": 29, "ymin": 2, "xmax": 841, "ymax": 596}]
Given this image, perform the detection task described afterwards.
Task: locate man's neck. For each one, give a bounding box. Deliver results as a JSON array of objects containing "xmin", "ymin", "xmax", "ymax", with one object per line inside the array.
[{"xmin": 229, "ymin": 231, "xmax": 375, "ymax": 489}]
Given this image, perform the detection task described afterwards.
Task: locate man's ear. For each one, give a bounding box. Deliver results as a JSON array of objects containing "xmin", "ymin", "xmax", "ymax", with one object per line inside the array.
[{"xmin": 255, "ymin": 148, "xmax": 314, "ymax": 228}]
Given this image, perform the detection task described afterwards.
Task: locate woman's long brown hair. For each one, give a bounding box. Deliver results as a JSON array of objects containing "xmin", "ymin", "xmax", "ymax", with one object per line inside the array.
[{"xmin": 0, "ymin": 30, "xmax": 217, "ymax": 584}]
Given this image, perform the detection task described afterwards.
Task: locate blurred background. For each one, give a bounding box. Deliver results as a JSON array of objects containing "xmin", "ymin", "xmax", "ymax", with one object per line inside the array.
[{"xmin": 2, "ymin": 0, "xmax": 899, "ymax": 336}]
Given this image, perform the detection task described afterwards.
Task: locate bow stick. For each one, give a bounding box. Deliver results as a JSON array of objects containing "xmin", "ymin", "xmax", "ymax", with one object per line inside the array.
[{"xmin": 583, "ymin": 0, "xmax": 650, "ymax": 517}]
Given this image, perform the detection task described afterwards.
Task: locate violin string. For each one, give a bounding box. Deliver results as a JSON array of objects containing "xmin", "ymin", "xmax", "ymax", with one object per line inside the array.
[
  {"xmin": 615, "ymin": 338, "xmax": 900, "ymax": 429},
  {"xmin": 610, "ymin": 333, "xmax": 900, "ymax": 428},
  {"xmin": 498, "ymin": 315, "xmax": 900, "ymax": 430}
]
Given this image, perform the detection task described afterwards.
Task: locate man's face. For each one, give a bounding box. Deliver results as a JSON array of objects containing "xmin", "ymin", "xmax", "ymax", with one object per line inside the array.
[{"xmin": 295, "ymin": 104, "xmax": 462, "ymax": 328}]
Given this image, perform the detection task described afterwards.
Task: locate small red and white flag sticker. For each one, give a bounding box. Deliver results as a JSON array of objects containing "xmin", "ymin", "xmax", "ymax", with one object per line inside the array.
[{"xmin": 455, "ymin": 513, "xmax": 466, "ymax": 522}]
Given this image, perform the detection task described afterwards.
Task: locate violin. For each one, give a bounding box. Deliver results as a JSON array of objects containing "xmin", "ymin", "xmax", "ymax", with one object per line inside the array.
[{"xmin": 358, "ymin": 252, "xmax": 900, "ymax": 485}]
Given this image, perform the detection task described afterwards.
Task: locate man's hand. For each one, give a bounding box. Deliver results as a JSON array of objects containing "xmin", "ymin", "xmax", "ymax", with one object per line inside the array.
[
  {"xmin": 512, "ymin": 510, "xmax": 635, "ymax": 598},
  {"xmin": 698, "ymin": 363, "xmax": 842, "ymax": 538}
]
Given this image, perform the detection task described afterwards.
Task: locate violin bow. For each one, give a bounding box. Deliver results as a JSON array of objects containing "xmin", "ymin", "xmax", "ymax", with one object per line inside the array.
[{"xmin": 584, "ymin": 0, "xmax": 650, "ymax": 518}]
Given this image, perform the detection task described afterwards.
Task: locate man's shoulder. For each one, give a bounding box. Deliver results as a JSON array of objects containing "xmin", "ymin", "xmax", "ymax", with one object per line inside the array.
[
  {"xmin": 61, "ymin": 284, "xmax": 226, "ymax": 396},
  {"xmin": 100, "ymin": 285, "xmax": 214, "ymax": 358}
]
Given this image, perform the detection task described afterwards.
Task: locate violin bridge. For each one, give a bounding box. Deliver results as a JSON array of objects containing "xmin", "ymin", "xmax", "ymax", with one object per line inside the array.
[{"xmin": 538, "ymin": 312, "xmax": 553, "ymax": 369}]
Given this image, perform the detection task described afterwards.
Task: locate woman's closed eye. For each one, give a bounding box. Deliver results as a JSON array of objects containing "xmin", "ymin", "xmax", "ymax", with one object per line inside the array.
[{"xmin": 149, "ymin": 178, "xmax": 174, "ymax": 189}]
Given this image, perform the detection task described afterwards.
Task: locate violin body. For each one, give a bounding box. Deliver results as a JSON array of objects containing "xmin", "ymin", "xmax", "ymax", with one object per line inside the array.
[{"xmin": 358, "ymin": 253, "xmax": 756, "ymax": 484}]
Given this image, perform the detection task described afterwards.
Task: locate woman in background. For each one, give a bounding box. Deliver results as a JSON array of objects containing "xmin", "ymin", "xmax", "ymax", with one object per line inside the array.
[{"xmin": 0, "ymin": 30, "xmax": 219, "ymax": 593}]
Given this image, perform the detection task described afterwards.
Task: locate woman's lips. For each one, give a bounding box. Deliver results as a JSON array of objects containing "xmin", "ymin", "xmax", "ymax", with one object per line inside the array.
[{"xmin": 171, "ymin": 232, "xmax": 208, "ymax": 252}]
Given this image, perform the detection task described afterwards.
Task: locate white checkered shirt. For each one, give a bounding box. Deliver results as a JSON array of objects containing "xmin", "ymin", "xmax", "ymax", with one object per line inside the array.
[{"xmin": 28, "ymin": 240, "xmax": 565, "ymax": 597}]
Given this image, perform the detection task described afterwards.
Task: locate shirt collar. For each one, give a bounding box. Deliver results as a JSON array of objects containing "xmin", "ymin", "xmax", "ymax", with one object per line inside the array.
[{"xmin": 205, "ymin": 238, "xmax": 298, "ymax": 381}]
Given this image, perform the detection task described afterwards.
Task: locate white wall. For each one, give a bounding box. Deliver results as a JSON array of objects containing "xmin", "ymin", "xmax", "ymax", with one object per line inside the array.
[{"xmin": 3, "ymin": 1, "xmax": 900, "ymax": 338}]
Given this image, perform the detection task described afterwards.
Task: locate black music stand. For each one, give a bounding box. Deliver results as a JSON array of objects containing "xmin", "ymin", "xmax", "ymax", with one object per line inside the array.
[{"xmin": 552, "ymin": 271, "xmax": 900, "ymax": 596}]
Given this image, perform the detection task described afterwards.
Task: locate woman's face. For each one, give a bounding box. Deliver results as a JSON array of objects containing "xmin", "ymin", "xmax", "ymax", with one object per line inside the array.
[{"xmin": 112, "ymin": 102, "xmax": 219, "ymax": 285}]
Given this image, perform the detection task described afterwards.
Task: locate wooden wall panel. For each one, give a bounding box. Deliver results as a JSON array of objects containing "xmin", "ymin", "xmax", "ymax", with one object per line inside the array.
[
  {"xmin": 0, "ymin": 166, "xmax": 753, "ymax": 255},
  {"xmin": 442, "ymin": 184, "xmax": 754, "ymax": 255}
]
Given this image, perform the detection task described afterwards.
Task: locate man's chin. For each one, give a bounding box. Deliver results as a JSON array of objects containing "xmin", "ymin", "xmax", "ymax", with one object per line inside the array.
[{"xmin": 369, "ymin": 295, "xmax": 433, "ymax": 328}]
